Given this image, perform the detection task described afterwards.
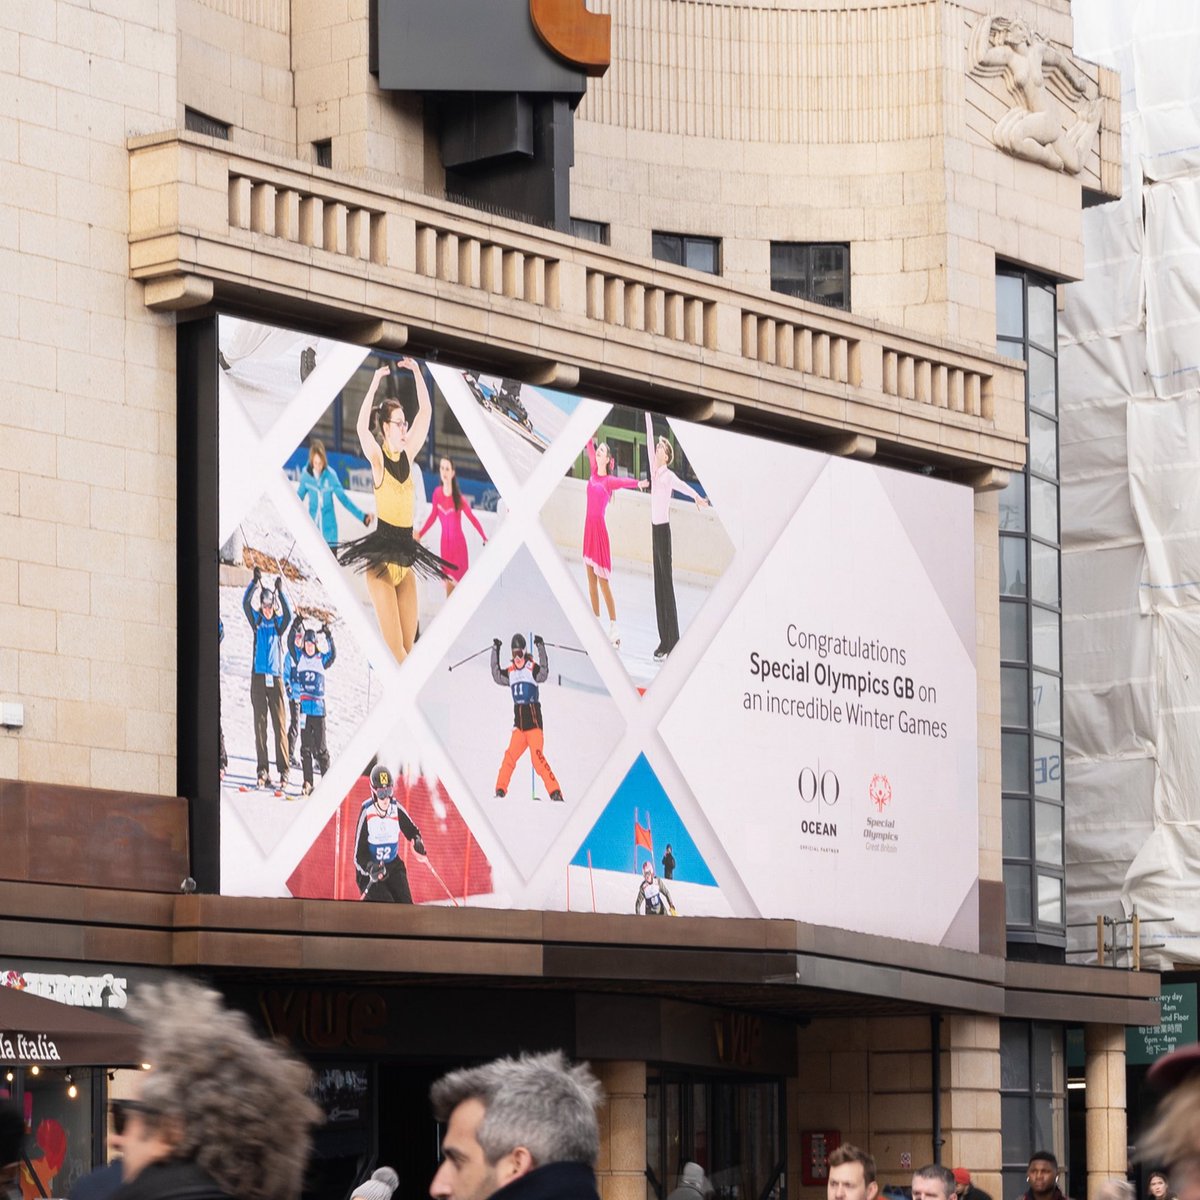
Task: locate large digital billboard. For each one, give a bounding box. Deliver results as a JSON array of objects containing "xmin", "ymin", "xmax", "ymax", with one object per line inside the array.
[{"xmin": 213, "ymin": 316, "xmax": 979, "ymax": 948}]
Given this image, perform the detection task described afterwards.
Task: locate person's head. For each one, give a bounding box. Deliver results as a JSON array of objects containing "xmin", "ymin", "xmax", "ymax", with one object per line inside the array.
[
  {"xmin": 303, "ymin": 628, "xmax": 318, "ymax": 657},
  {"xmin": 827, "ymin": 1146, "xmax": 877, "ymax": 1200},
  {"xmin": 952, "ymin": 1169, "xmax": 971, "ymax": 1198},
  {"xmin": 429, "ymin": 1051, "xmax": 602, "ymax": 1200},
  {"xmin": 511, "ymin": 634, "xmax": 527, "ymax": 665},
  {"xmin": 125, "ymin": 979, "xmax": 321, "ymax": 1200},
  {"xmin": 308, "ymin": 439, "xmax": 327, "ymax": 475},
  {"xmin": 371, "ymin": 765, "xmax": 395, "ymax": 809},
  {"xmin": 654, "ymin": 435, "xmax": 674, "ymax": 469},
  {"xmin": 0, "ymin": 1098, "xmax": 24, "ymax": 1196},
  {"xmin": 665, "ymin": 844, "xmax": 672, "ymax": 854},
  {"xmin": 678, "ymin": 1163, "xmax": 713, "ymax": 1198},
  {"xmin": 439, "ymin": 458, "xmax": 464, "ymax": 510},
  {"xmin": 260, "ymin": 589, "xmax": 276, "ymax": 616},
  {"xmin": 912, "ymin": 1166, "xmax": 956, "ymax": 1200},
  {"xmin": 594, "ymin": 442, "xmax": 611, "ymax": 475},
  {"xmin": 1027, "ymin": 1153, "xmax": 1059, "ymax": 1198},
  {"xmin": 1142, "ymin": 1046, "xmax": 1200, "ymax": 1173},
  {"xmin": 379, "ymin": 398, "xmax": 408, "ymax": 452},
  {"xmin": 642, "ymin": 861, "xmax": 654, "ymax": 881},
  {"xmin": 1149, "ymin": 1173, "xmax": 1171, "ymax": 1199}
]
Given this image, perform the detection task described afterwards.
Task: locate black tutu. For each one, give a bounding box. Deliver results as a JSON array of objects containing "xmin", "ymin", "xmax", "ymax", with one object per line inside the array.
[{"xmin": 336, "ymin": 518, "xmax": 457, "ymax": 581}]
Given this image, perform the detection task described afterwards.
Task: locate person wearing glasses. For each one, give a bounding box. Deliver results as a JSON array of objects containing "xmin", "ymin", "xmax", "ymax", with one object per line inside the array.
[
  {"xmin": 69, "ymin": 1101, "xmax": 127, "ymax": 1200},
  {"xmin": 108, "ymin": 979, "xmax": 320, "ymax": 1200},
  {"xmin": 337, "ymin": 359, "xmax": 454, "ymax": 665},
  {"xmin": 354, "ymin": 763, "xmax": 426, "ymax": 903}
]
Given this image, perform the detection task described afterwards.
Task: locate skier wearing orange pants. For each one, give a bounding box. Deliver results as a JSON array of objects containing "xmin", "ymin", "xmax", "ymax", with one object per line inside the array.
[{"xmin": 491, "ymin": 632, "xmax": 564, "ymax": 802}]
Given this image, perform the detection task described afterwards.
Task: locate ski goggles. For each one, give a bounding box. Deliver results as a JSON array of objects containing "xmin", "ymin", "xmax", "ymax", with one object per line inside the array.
[{"xmin": 372, "ymin": 784, "xmax": 394, "ymax": 801}]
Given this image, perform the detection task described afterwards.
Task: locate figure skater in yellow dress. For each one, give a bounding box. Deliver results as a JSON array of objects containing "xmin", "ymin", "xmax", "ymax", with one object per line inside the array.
[{"xmin": 337, "ymin": 358, "xmax": 454, "ymax": 663}]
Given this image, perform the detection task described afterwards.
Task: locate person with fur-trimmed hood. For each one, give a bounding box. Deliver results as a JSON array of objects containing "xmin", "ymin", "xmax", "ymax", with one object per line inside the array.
[{"xmin": 110, "ymin": 979, "xmax": 321, "ymax": 1200}]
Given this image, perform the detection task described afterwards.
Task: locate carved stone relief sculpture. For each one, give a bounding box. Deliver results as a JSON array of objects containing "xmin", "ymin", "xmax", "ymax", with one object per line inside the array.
[{"xmin": 968, "ymin": 13, "xmax": 1102, "ymax": 174}]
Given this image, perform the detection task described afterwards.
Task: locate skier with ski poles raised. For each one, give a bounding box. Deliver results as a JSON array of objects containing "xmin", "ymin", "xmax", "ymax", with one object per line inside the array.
[
  {"xmin": 243, "ymin": 566, "xmax": 292, "ymax": 789},
  {"xmin": 491, "ymin": 632, "xmax": 564, "ymax": 802}
]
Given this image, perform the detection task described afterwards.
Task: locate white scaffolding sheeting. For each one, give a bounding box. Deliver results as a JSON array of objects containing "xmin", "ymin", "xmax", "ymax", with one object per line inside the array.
[{"xmin": 1063, "ymin": 2, "xmax": 1200, "ymax": 966}]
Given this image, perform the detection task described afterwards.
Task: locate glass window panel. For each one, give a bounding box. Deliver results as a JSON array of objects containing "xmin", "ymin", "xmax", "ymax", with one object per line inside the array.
[
  {"xmin": 1031, "ymin": 607, "xmax": 1061, "ymax": 671},
  {"xmin": 1031, "ymin": 540, "xmax": 1059, "ymax": 604},
  {"xmin": 1030, "ymin": 476, "xmax": 1059, "ymax": 542},
  {"xmin": 1000, "ymin": 472, "xmax": 1027, "ymax": 532},
  {"xmin": 1033, "ymin": 670, "xmax": 1062, "ymax": 736},
  {"xmin": 1001, "ymin": 1021, "xmax": 1031, "ymax": 1089},
  {"xmin": 684, "ymin": 238, "xmax": 718, "ymax": 274},
  {"xmin": 811, "ymin": 245, "xmax": 849, "ymax": 309},
  {"xmin": 997, "ymin": 275, "xmax": 1025, "ymax": 339},
  {"xmin": 997, "ymin": 338, "xmax": 1025, "ymax": 361},
  {"xmin": 1003, "ymin": 735, "xmax": 1031, "ymax": 795},
  {"xmin": 1001, "ymin": 601, "xmax": 1029, "ymax": 662},
  {"xmin": 770, "ymin": 243, "xmax": 806, "ymax": 298},
  {"xmin": 1030, "ymin": 412, "xmax": 1058, "ymax": 477},
  {"xmin": 1029, "ymin": 286, "xmax": 1056, "ymax": 351},
  {"xmin": 652, "ymin": 233, "xmax": 682, "ymax": 265},
  {"xmin": 1029, "ymin": 347, "xmax": 1057, "ymax": 416},
  {"xmin": 1003, "ymin": 794, "xmax": 1030, "ymax": 857},
  {"xmin": 1003, "ymin": 666, "xmax": 1029, "ymax": 726},
  {"xmin": 1005, "ymin": 863, "xmax": 1032, "ymax": 925},
  {"xmin": 1001, "ymin": 536, "xmax": 1028, "ymax": 597},
  {"xmin": 1035, "ymin": 801, "xmax": 1063, "ymax": 865},
  {"xmin": 1032, "ymin": 1024, "xmax": 1057, "ymax": 1091},
  {"xmin": 1034, "ymin": 737, "xmax": 1063, "ymax": 800},
  {"xmin": 1037, "ymin": 874, "xmax": 1064, "ymax": 925}
]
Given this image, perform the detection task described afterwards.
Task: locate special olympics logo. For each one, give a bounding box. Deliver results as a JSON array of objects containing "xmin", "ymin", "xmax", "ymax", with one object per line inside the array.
[{"xmin": 869, "ymin": 774, "xmax": 892, "ymax": 812}]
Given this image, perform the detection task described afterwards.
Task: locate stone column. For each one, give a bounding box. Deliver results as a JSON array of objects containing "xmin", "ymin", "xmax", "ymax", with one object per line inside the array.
[
  {"xmin": 1085, "ymin": 1025, "xmax": 1127, "ymax": 1196},
  {"xmin": 594, "ymin": 1061, "xmax": 648, "ymax": 1200},
  {"xmin": 941, "ymin": 1014, "xmax": 1002, "ymax": 1200}
]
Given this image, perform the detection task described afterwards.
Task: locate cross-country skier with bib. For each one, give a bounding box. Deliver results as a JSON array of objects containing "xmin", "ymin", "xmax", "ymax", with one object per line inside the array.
[
  {"xmin": 354, "ymin": 764, "xmax": 426, "ymax": 903},
  {"xmin": 491, "ymin": 632, "xmax": 564, "ymax": 802}
]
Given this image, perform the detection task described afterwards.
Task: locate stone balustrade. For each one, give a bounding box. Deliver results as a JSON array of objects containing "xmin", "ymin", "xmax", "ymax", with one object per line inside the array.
[{"xmin": 129, "ymin": 132, "xmax": 1025, "ymax": 478}]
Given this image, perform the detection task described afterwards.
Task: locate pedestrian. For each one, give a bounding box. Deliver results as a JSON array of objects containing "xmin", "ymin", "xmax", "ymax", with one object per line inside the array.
[
  {"xmin": 667, "ymin": 1163, "xmax": 713, "ymax": 1200},
  {"xmin": 352, "ymin": 1168, "xmax": 399, "ymax": 1200},
  {"xmin": 1146, "ymin": 1172, "xmax": 1175, "ymax": 1200},
  {"xmin": 0, "ymin": 1098, "xmax": 24, "ymax": 1198},
  {"xmin": 289, "ymin": 622, "xmax": 336, "ymax": 795},
  {"xmin": 1139, "ymin": 1041, "xmax": 1200, "ymax": 1198},
  {"xmin": 827, "ymin": 1145, "xmax": 878, "ymax": 1200},
  {"xmin": 110, "ymin": 978, "xmax": 320, "ymax": 1200},
  {"xmin": 354, "ymin": 764, "xmax": 426, "ymax": 903},
  {"xmin": 1016, "ymin": 1153, "xmax": 1067, "ymax": 1200},
  {"xmin": 913, "ymin": 1165, "xmax": 956, "ymax": 1200},
  {"xmin": 428, "ymin": 1050, "xmax": 603, "ymax": 1200},
  {"xmin": 242, "ymin": 566, "xmax": 292, "ymax": 789},
  {"xmin": 491, "ymin": 633, "xmax": 563, "ymax": 803},
  {"xmin": 954, "ymin": 1169, "xmax": 994, "ymax": 1200}
]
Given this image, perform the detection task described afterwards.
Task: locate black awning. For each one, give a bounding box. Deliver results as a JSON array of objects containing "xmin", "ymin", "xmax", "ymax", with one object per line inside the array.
[{"xmin": 0, "ymin": 986, "xmax": 142, "ymax": 1067}]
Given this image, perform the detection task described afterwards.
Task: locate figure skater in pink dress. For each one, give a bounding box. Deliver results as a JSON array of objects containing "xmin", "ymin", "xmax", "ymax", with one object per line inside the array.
[
  {"xmin": 417, "ymin": 456, "xmax": 488, "ymax": 596},
  {"xmin": 582, "ymin": 438, "xmax": 647, "ymax": 646}
]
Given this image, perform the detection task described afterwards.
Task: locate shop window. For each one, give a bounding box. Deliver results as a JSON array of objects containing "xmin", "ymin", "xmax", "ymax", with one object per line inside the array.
[{"xmin": 770, "ymin": 243, "xmax": 850, "ymax": 310}]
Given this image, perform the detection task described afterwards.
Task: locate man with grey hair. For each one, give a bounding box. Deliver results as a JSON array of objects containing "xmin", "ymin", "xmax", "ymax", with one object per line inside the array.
[
  {"xmin": 912, "ymin": 1165, "xmax": 958, "ymax": 1200},
  {"xmin": 429, "ymin": 1050, "xmax": 604, "ymax": 1200}
]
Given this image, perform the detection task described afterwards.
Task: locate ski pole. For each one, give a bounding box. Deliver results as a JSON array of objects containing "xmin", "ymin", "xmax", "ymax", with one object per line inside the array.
[
  {"xmin": 419, "ymin": 855, "xmax": 461, "ymax": 907},
  {"xmin": 540, "ymin": 641, "xmax": 586, "ymax": 654},
  {"xmin": 447, "ymin": 644, "xmax": 493, "ymax": 672}
]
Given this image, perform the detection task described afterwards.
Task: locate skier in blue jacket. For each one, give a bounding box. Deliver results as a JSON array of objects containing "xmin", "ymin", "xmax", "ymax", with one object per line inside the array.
[
  {"xmin": 243, "ymin": 566, "xmax": 292, "ymax": 787},
  {"xmin": 289, "ymin": 622, "xmax": 337, "ymax": 795},
  {"xmin": 297, "ymin": 440, "xmax": 373, "ymax": 547}
]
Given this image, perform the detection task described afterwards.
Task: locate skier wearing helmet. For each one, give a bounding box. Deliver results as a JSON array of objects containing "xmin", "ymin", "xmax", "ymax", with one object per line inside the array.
[
  {"xmin": 490, "ymin": 632, "xmax": 563, "ymax": 802},
  {"xmin": 354, "ymin": 764, "xmax": 426, "ymax": 902},
  {"xmin": 242, "ymin": 566, "xmax": 292, "ymax": 788}
]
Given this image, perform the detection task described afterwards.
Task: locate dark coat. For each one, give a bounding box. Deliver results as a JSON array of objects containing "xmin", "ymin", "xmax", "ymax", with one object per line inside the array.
[
  {"xmin": 490, "ymin": 1162, "xmax": 601, "ymax": 1200},
  {"xmin": 70, "ymin": 1162, "xmax": 126, "ymax": 1200},
  {"xmin": 112, "ymin": 1160, "xmax": 232, "ymax": 1200}
]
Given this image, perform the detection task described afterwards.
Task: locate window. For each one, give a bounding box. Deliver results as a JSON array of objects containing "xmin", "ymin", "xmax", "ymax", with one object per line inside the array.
[
  {"xmin": 570, "ymin": 217, "xmax": 609, "ymax": 245},
  {"xmin": 184, "ymin": 108, "xmax": 230, "ymax": 140},
  {"xmin": 770, "ymin": 243, "xmax": 850, "ymax": 310},
  {"xmin": 1000, "ymin": 1022, "xmax": 1068, "ymax": 1200},
  {"xmin": 997, "ymin": 269, "xmax": 1064, "ymax": 944},
  {"xmin": 314, "ymin": 139, "xmax": 333, "ymax": 169},
  {"xmin": 652, "ymin": 232, "xmax": 720, "ymax": 275}
]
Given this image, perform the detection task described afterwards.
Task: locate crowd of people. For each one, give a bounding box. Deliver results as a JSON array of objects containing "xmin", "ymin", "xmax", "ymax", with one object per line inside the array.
[{"xmin": 2, "ymin": 988, "xmax": 1198, "ymax": 1200}]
